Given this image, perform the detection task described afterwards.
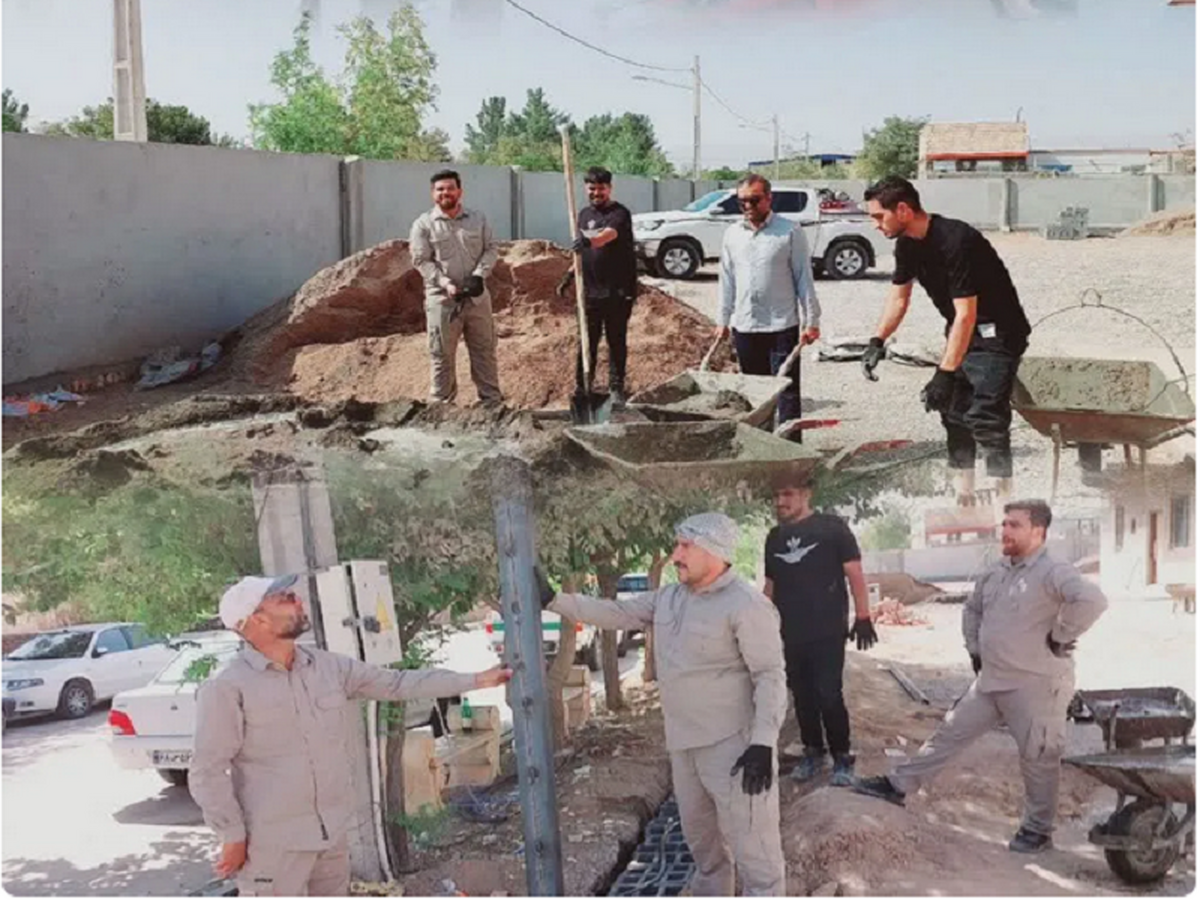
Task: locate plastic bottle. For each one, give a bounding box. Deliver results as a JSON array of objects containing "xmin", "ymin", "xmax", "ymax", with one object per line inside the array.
[{"xmin": 460, "ymin": 696, "xmax": 473, "ymax": 732}]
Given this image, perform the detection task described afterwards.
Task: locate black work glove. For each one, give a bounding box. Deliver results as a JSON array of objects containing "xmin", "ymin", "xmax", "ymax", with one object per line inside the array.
[
  {"xmin": 730, "ymin": 744, "xmax": 773, "ymax": 796},
  {"xmin": 970, "ymin": 653, "xmax": 982, "ymax": 674},
  {"xmin": 847, "ymin": 616, "xmax": 878, "ymax": 651},
  {"xmin": 555, "ymin": 270, "xmax": 574, "ymax": 298},
  {"xmin": 1046, "ymin": 632, "xmax": 1077, "ymax": 658},
  {"xmin": 921, "ymin": 367, "xmax": 957, "ymax": 412},
  {"xmin": 463, "ymin": 275, "xmax": 485, "ymax": 298},
  {"xmin": 572, "ymin": 234, "xmax": 591, "ymax": 254},
  {"xmin": 862, "ymin": 337, "xmax": 885, "ymax": 382},
  {"xmin": 533, "ymin": 566, "xmax": 557, "ymax": 610}
]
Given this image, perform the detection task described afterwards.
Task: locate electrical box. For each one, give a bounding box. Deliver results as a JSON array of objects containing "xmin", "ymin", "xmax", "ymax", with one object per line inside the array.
[{"xmin": 311, "ymin": 560, "xmax": 404, "ymax": 666}]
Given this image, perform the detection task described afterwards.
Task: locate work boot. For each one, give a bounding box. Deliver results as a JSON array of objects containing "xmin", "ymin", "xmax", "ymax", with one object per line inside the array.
[
  {"xmin": 610, "ymin": 383, "xmax": 627, "ymax": 411},
  {"xmin": 951, "ymin": 467, "xmax": 977, "ymax": 507},
  {"xmin": 830, "ymin": 753, "xmax": 856, "ymax": 787},
  {"xmin": 789, "ymin": 751, "xmax": 827, "ymax": 782},
  {"xmin": 852, "ymin": 775, "xmax": 906, "ymax": 806},
  {"xmin": 1008, "ymin": 827, "xmax": 1052, "ymax": 854}
]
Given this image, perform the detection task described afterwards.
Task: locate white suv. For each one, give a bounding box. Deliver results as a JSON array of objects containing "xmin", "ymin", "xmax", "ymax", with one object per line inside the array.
[{"xmin": 632, "ymin": 186, "xmax": 889, "ymax": 281}]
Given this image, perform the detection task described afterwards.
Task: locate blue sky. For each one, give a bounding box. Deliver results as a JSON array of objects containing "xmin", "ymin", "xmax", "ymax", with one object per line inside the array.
[{"xmin": 2, "ymin": 0, "xmax": 1195, "ymax": 168}]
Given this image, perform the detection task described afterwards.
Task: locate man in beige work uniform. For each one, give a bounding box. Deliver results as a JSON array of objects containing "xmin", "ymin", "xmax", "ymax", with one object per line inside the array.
[
  {"xmin": 536, "ymin": 513, "xmax": 788, "ymax": 896},
  {"xmin": 410, "ymin": 169, "xmax": 502, "ymax": 405},
  {"xmin": 190, "ymin": 575, "xmax": 511, "ymax": 896},
  {"xmin": 854, "ymin": 500, "xmax": 1108, "ymax": 853}
]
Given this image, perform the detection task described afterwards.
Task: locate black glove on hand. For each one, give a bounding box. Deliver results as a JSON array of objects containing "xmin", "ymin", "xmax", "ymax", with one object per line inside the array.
[
  {"xmin": 555, "ymin": 270, "xmax": 574, "ymax": 298},
  {"xmin": 921, "ymin": 368, "xmax": 957, "ymax": 412},
  {"xmin": 730, "ymin": 744, "xmax": 773, "ymax": 796},
  {"xmin": 463, "ymin": 275, "xmax": 485, "ymax": 298},
  {"xmin": 1046, "ymin": 632, "xmax": 1077, "ymax": 658},
  {"xmin": 862, "ymin": 337, "xmax": 886, "ymax": 382},
  {"xmin": 572, "ymin": 234, "xmax": 591, "ymax": 254},
  {"xmin": 533, "ymin": 565, "xmax": 556, "ymax": 610},
  {"xmin": 848, "ymin": 616, "xmax": 878, "ymax": 651},
  {"xmin": 970, "ymin": 653, "xmax": 982, "ymax": 675}
]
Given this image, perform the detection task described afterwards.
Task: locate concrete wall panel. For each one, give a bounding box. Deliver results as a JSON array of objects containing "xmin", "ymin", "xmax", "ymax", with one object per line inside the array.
[
  {"xmin": 1012, "ymin": 177, "xmax": 1149, "ymax": 230},
  {"xmin": 657, "ymin": 179, "xmax": 693, "ymax": 210}
]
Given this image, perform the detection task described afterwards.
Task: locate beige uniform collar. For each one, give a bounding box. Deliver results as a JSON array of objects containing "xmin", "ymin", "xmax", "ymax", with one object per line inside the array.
[
  {"xmin": 241, "ymin": 642, "xmax": 315, "ymax": 673},
  {"xmin": 431, "ymin": 205, "xmax": 469, "ymax": 221},
  {"xmin": 1003, "ymin": 545, "xmax": 1048, "ymax": 570},
  {"xmin": 692, "ymin": 566, "xmax": 738, "ymax": 596}
]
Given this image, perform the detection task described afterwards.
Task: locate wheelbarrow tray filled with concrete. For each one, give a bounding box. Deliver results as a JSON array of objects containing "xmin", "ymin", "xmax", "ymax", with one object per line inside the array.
[
  {"xmin": 565, "ymin": 420, "xmax": 821, "ymax": 493},
  {"xmin": 1012, "ymin": 357, "xmax": 1194, "ymax": 446},
  {"xmin": 628, "ymin": 371, "xmax": 791, "ymax": 429},
  {"xmin": 1072, "ymin": 687, "xmax": 1197, "ymax": 749}
]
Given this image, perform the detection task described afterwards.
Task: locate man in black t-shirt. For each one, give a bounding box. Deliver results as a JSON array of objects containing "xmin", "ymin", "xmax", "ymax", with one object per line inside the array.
[
  {"xmin": 862, "ymin": 176, "xmax": 1030, "ymax": 506},
  {"xmin": 556, "ymin": 166, "xmax": 639, "ymax": 408},
  {"xmin": 762, "ymin": 469, "xmax": 876, "ymax": 787}
]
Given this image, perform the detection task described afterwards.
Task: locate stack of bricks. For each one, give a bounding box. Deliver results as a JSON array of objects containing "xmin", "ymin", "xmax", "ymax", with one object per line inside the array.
[{"xmin": 1042, "ymin": 206, "xmax": 1090, "ymax": 241}]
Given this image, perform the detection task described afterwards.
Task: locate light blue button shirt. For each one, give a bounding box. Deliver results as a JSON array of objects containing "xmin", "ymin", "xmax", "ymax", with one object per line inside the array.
[{"xmin": 718, "ymin": 214, "xmax": 820, "ymax": 333}]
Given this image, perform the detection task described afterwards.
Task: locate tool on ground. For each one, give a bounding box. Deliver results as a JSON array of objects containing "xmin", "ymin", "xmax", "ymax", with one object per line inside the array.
[
  {"xmin": 770, "ymin": 341, "xmax": 808, "ymax": 437},
  {"xmin": 698, "ymin": 332, "xmax": 724, "ymax": 372},
  {"xmin": 559, "ymin": 124, "xmax": 612, "ymax": 425}
]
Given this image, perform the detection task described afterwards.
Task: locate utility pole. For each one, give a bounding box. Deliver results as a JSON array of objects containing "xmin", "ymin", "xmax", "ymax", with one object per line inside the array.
[
  {"xmin": 692, "ymin": 55, "xmax": 702, "ymax": 179},
  {"xmin": 772, "ymin": 114, "xmax": 780, "ymax": 182},
  {"xmin": 112, "ymin": 0, "xmax": 148, "ymax": 142}
]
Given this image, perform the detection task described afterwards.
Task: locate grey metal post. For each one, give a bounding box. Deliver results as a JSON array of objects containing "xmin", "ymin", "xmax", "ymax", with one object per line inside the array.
[{"xmin": 489, "ymin": 456, "xmax": 564, "ymax": 896}]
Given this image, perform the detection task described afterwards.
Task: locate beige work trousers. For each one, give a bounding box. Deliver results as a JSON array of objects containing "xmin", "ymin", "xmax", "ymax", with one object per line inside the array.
[
  {"xmin": 888, "ymin": 674, "xmax": 1073, "ymax": 835},
  {"xmin": 426, "ymin": 294, "xmax": 502, "ymax": 404},
  {"xmin": 235, "ymin": 839, "xmax": 351, "ymax": 896},
  {"xmin": 670, "ymin": 730, "xmax": 786, "ymax": 896}
]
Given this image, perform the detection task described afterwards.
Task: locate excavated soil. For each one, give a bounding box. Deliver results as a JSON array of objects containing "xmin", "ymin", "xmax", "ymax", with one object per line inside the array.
[{"xmin": 1120, "ymin": 209, "xmax": 1196, "ymax": 237}]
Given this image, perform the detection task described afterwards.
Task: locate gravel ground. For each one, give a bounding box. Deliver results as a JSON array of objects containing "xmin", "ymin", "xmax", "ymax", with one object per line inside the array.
[{"xmin": 644, "ymin": 233, "xmax": 1196, "ymax": 506}]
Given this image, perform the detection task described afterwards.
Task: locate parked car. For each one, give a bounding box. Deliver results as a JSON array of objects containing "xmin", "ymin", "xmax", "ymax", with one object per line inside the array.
[
  {"xmin": 486, "ymin": 610, "xmax": 603, "ymax": 671},
  {"xmin": 2, "ymin": 623, "xmax": 176, "ymax": 721},
  {"xmin": 615, "ymin": 572, "xmax": 653, "ymax": 654},
  {"xmin": 632, "ymin": 186, "xmax": 890, "ymax": 281},
  {"xmin": 109, "ymin": 631, "xmax": 459, "ymax": 788}
]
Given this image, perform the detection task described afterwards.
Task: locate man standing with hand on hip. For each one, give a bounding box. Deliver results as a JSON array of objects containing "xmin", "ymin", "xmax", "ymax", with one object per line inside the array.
[
  {"xmin": 854, "ymin": 500, "xmax": 1107, "ymax": 854},
  {"xmin": 536, "ymin": 512, "xmax": 789, "ymax": 896},
  {"xmin": 410, "ymin": 169, "xmax": 503, "ymax": 406},
  {"xmin": 860, "ymin": 176, "xmax": 1030, "ymax": 507},
  {"xmin": 190, "ymin": 575, "xmax": 511, "ymax": 896},
  {"xmin": 716, "ymin": 174, "xmax": 821, "ymax": 435}
]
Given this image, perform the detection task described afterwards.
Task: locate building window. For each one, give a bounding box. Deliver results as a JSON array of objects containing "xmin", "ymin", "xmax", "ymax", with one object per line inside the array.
[
  {"xmin": 1115, "ymin": 505, "xmax": 1125, "ymax": 551},
  {"xmin": 1171, "ymin": 494, "xmax": 1193, "ymax": 549}
]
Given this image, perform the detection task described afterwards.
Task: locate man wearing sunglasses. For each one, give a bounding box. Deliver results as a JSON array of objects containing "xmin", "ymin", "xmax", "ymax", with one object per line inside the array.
[
  {"xmin": 190, "ymin": 575, "xmax": 512, "ymax": 896},
  {"xmin": 716, "ymin": 174, "xmax": 821, "ymax": 436}
]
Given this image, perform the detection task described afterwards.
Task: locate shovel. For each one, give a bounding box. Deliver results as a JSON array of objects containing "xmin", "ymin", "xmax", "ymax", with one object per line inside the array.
[{"xmin": 559, "ymin": 124, "xmax": 612, "ymax": 425}]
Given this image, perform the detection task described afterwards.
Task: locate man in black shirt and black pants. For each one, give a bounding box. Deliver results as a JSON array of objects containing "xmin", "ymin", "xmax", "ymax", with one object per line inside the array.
[
  {"xmin": 861, "ymin": 176, "xmax": 1031, "ymax": 506},
  {"xmin": 557, "ymin": 166, "xmax": 639, "ymax": 408},
  {"xmin": 763, "ymin": 468, "xmax": 877, "ymax": 787}
]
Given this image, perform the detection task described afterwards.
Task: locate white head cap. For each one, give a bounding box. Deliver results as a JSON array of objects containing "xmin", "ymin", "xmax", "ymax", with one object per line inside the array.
[
  {"xmin": 675, "ymin": 512, "xmax": 739, "ymax": 564},
  {"xmin": 219, "ymin": 574, "xmax": 299, "ymax": 632}
]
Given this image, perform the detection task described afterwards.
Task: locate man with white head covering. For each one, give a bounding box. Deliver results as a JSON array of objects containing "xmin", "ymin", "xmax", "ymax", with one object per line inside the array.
[
  {"xmin": 189, "ymin": 575, "xmax": 511, "ymax": 896},
  {"xmin": 537, "ymin": 512, "xmax": 788, "ymax": 896}
]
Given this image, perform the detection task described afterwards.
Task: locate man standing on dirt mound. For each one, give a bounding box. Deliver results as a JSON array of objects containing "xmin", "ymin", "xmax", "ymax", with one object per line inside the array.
[
  {"xmin": 410, "ymin": 169, "xmax": 503, "ymax": 406},
  {"xmin": 716, "ymin": 173, "xmax": 821, "ymax": 438},
  {"xmin": 763, "ymin": 467, "xmax": 875, "ymax": 787},
  {"xmin": 860, "ymin": 176, "xmax": 1031, "ymax": 508},
  {"xmin": 535, "ymin": 513, "xmax": 789, "ymax": 896},
  {"xmin": 556, "ymin": 166, "xmax": 639, "ymax": 409},
  {"xmin": 853, "ymin": 499, "xmax": 1108, "ymax": 854}
]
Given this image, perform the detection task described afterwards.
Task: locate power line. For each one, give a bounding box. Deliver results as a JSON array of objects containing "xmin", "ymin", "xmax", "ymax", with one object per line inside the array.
[
  {"xmin": 699, "ymin": 78, "xmax": 770, "ymax": 129},
  {"xmin": 502, "ymin": 0, "xmax": 689, "ymax": 73}
]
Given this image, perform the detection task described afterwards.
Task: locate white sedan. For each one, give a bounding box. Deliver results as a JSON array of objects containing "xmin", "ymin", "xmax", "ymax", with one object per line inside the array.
[{"xmin": 3, "ymin": 623, "xmax": 176, "ymax": 721}]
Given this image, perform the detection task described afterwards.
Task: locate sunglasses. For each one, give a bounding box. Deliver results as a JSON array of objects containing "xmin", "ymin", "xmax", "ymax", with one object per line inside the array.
[{"xmin": 738, "ymin": 195, "xmax": 767, "ymax": 207}]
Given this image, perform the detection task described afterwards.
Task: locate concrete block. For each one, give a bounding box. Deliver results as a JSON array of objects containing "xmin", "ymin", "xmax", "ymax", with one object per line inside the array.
[
  {"xmin": 565, "ymin": 685, "xmax": 592, "ymax": 729},
  {"xmin": 446, "ymin": 703, "xmax": 501, "ymax": 733},
  {"xmin": 565, "ymin": 665, "xmax": 590, "ymax": 687},
  {"xmin": 403, "ymin": 726, "xmax": 444, "ymax": 813}
]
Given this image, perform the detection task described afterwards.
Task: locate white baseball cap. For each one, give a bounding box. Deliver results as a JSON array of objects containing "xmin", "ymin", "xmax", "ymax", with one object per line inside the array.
[{"xmin": 219, "ymin": 574, "xmax": 299, "ymax": 631}]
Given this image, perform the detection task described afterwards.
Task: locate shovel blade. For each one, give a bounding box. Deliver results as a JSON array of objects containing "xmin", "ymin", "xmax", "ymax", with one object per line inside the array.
[{"xmin": 570, "ymin": 391, "xmax": 613, "ymax": 425}]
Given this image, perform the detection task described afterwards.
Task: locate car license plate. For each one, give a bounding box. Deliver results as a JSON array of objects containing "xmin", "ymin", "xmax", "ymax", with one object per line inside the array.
[{"xmin": 152, "ymin": 750, "xmax": 192, "ymax": 766}]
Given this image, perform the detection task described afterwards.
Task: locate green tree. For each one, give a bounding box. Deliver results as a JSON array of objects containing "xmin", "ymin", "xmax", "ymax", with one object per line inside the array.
[
  {"xmin": 702, "ymin": 165, "xmax": 747, "ymax": 181},
  {"xmin": 251, "ymin": 6, "xmax": 450, "ymax": 161},
  {"xmin": 42, "ymin": 97, "xmax": 237, "ymax": 146},
  {"xmin": 464, "ymin": 96, "xmax": 507, "ymax": 164},
  {"xmin": 855, "ymin": 115, "xmax": 928, "ymax": 181},
  {"xmin": 575, "ymin": 112, "xmax": 674, "ymax": 177},
  {"xmin": 858, "ymin": 506, "xmax": 913, "ymax": 551},
  {"xmin": 3, "ymin": 89, "xmax": 29, "ymax": 133}
]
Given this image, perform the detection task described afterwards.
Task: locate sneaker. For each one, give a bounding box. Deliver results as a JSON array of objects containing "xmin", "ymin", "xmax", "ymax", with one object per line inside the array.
[
  {"xmin": 611, "ymin": 389, "xmax": 627, "ymax": 411},
  {"xmin": 830, "ymin": 754, "xmax": 856, "ymax": 787},
  {"xmin": 852, "ymin": 775, "xmax": 906, "ymax": 806},
  {"xmin": 789, "ymin": 753, "xmax": 827, "ymax": 782},
  {"xmin": 1008, "ymin": 828, "xmax": 1052, "ymax": 854}
]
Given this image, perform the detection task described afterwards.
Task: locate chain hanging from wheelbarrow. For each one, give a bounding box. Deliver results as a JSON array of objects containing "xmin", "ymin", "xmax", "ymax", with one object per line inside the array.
[{"xmin": 1012, "ymin": 288, "xmax": 1196, "ymax": 501}]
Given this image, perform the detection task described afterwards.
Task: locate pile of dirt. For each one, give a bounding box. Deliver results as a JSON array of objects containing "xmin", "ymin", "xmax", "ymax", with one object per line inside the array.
[
  {"xmin": 866, "ymin": 572, "xmax": 946, "ymax": 606},
  {"xmin": 1120, "ymin": 208, "xmax": 1196, "ymax": 237},
  {"xmin": 229, "ymin": 239, "xmax": 732, "ymax": 410}
]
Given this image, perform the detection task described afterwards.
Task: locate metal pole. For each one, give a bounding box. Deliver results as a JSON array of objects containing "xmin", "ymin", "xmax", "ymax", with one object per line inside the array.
[
  {"xmin": 489, "ymin": 456, "xmax": 564, "ymax": 897},
  {"xmin": 692, "ymin": 55, "xmax": 701, "ymax": 179},
  {"xmin": 772, "ymin": 114, "xmax": 780, "ymax": 182},
  {"xmin": 112, "ymin": 0, "xmax": 148, "ymax": 142}
]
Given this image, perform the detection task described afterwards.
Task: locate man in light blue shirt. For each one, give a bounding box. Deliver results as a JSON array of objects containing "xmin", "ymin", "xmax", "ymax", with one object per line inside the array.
[{"xmin": 716, "ymin": 174, "xmax": 821, "ymax": 432}]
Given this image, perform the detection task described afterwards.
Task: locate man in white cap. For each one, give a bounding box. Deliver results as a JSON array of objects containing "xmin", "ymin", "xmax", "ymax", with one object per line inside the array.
[
  {"xmin": 189, "ymin": 575, "xmax": 511, "ymax": 896},
  {"xmin": 535, "ymin": 512, "xmax": 789, "ymax": 896}
]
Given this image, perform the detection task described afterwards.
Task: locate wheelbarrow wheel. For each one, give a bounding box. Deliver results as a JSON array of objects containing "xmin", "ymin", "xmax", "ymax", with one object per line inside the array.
[{"xmin": 1103, "ymin": 799, "xmax": 1182, "ymax": 885}]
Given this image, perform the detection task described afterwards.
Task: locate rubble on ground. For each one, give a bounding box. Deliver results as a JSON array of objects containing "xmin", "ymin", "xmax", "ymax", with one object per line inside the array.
[
  {"xmin": 1120, "ymin": 209, "xmax": 1196, "ymax": 237},
  {"xmin": 865, "ymin": 572, "xmax": 946, "ymax": 606}
]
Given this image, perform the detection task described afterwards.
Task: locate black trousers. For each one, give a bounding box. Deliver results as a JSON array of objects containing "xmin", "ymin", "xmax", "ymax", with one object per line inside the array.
[
  {"xmin": 575, "ymin": 294, "xmax": 633, "ymax": 393},
  {"xmin": 731, "ymin": 326, "xmax": 802, "ymax": 425},
  {"xmin": 785, "ymin": 636, "xmax": 850, "ymax": 757},
  {"xmin": 941, "ymin": 341, "xmax": 1025, "ymax": 478}
]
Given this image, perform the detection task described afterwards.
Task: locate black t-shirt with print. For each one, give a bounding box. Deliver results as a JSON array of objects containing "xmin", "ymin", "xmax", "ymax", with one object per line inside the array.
[
  {"xmin": 893, "ymin": 214, "xmax": 1030, "ymax": 354},
  {"xmin": 764, "ymin": 513, "xmax": 861, "ymax": 645},
  {"xmin": 577, "ymin": 201, "xmax": 637, "ymax": 301}
]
